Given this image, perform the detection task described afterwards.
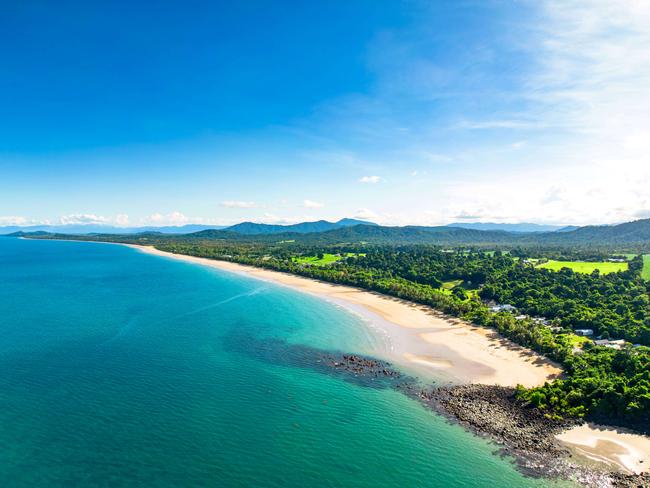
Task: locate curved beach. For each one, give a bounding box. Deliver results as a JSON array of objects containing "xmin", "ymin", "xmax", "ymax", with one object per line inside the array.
[
  {"xmin": 128, "ymin": 244, "xmax": 650, "ymax": 479},
  {"xmin": 131, "ymin": 245, "xmax": 561, "ymax": 387}
]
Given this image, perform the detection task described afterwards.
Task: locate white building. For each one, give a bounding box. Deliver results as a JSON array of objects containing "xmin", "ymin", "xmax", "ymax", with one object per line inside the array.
[
  {"xmin": 575, "ymin": 329, "xmax": 594, "ymax": 337},
  {"xmin": 594, "ymin": 339, "xmax": 626, "ymax": 350},
  {"xmin": 490, "ymin": 304, "xmax": 516, "ymax": 313}
]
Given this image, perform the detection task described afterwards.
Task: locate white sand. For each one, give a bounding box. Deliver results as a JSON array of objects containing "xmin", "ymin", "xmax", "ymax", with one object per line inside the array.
[
  {"xmin": 557, "ymin": 423, "xmax": 650, "ymax": 474},
  {"xmin": 129, "ymin": 245, "xmax": 562, "ymax": 387}
]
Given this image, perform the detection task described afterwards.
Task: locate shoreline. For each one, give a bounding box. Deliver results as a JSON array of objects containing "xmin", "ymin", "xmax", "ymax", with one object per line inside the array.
[
  {"xmin": 129, "ymin": 244, "xmax": 562, "ymax": 388},
  {"xmin": 124, "ymin": 244, "xmax": 650, "ymax": 481},
  {"xmin": 23, "ymin": 238, "xmax": 649, "ymax": 481},
  {"xmin": 556, "ymin": 424, "xmax": 650, "ymax": 476}
]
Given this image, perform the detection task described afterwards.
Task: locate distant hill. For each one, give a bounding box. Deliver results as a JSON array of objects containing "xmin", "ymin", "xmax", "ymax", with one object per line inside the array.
[
  {"xmin": 0, "ymin": 224, "xmax": 224, "ymax": 235},
  {"xmin": 528, "ymin": 218, "xmax": 650, "ymax": 245},
  {"xmin": 448, "ymin": 222, "xmax": 570, "ymax": 233},
  {"xmin": 224, "ymin": 218, "xmax": 377, "ymax": 235},
  {"xmin": 293, "ymin": 224, "xmax": 517, "ymax": 245},
  {"xmin": 555, "ymin": 225, "xmax": 580, "ymax": 233},
  {"xmin": 14, "ymin": 218, "xmax": 650, "ymax": 249}
]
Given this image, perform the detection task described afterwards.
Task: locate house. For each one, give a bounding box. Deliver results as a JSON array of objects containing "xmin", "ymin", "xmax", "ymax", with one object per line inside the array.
[
  {"xmin": 594, "ymin": 339, "xmax": 626, "ymax": 350},
  {"xmin": 514, "ymin": 315, "xmax": 527, "ymax": 321},
  {"xmin": 575, "ymin": 329, "xmax": 594, "ymax": 337},
  {"xmin": 490, "ymin": 304, "xmax": 516, "ymax": 313}
]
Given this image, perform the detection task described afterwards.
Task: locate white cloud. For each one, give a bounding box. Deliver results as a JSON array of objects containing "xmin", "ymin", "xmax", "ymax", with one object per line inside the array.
[
  {"xmin": 220, "ymin": 200, "xmax": 257, "ymax": 208},
  {"xmin": 510, "ymin": 141, "xmax": 526, "ymax": 150},
  {"xmin": 142, "ymin": 211, "xmax": 189, "ymax": 225},
  {"xmin": 258, "ymin": 213, "xmax": 304, "ymax": 225},
  {"xmin": 0, "ymin": 216, "xmax": 29, "ymax": 225},
  {"xmin": 457, "ymin": 120, "xmax": 541, "ymax": 130},
  {"xmin": 303, "ymin": 199, "xmax": 324, "ymax": 209},
  {"xmin": 430, "ymin": 0, "xmax": 650, "ymax": 225},
  {"xmin": 115, "ymin": 214, "xmax": 130, "ymax": 226},
  {"xmin": 353, "ymin": 208, "xmax": 379, "ymax": 221},
  {"xmin": 59, "ymin": 214, "xmax": 110, "ymax": 225},
  {"xmin": 454, "ymin": 210, "xmax": 487, "ymax": 221},
  {"xmin": 359, "ymin": 175, "xmax": 381, "ymax": 184}
]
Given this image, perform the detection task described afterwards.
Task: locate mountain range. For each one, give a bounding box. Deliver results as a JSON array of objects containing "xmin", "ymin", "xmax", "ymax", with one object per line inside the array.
[
  {"xmin": 448, "ymin": 222, "xmax": 578, "ymax": 233},
  {"xmin": 0, "ymin": 223, "xmax": 225, "ymax": 235},
  {"xmin": 0, "ymin": 219, "xmax": 575, "ymax": 236},
  {"xmin": 7, "ymin": 217, "xmax": 650, "ymax": 248},
  {"xmin": 224, "ymin": 218, "xmax": 376, "ymax": 235}
]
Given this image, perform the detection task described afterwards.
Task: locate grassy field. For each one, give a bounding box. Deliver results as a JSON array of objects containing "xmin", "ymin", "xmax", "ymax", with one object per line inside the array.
[
  {"xmin": 642, "ymin": 255, "xmax": 650, "ymax": 280},
  {"xmin": 561, "ymin": 333, "xmax": 592, "ymax": 349},
  {"xmin": 292, "ymin": 253, "xmax": 363, "ymax": 266},
  {"xmin": 441, "ymin": 279, "xmax": 463, "ymax": 290},
  {"xmin": 536, "ymin": 260, "xmax": 628, "ymax": 274}
]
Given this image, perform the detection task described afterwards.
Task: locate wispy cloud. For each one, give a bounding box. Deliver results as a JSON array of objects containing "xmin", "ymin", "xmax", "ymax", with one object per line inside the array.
[
  {"xmin": 220, "ymin": 200, "xmax": 257, "ymax": 208},
  {"xmin": 456, "ymin": 120, "xmax": 541, "ymax": 130},
  {"xmin": 141, "ymin": 211, "xmax": 189, "ymax": 225},
  {"xmin": 359, "ymin": 175, "xmax": 381, "ymax": 184},
  {"xmin": 0, "ymin": 216, "xmax": 40, "ymax": 226},
  {"xmin": 303, "ymin": 199, "xmax": 324, "ymax": 209},
  {"xmin": 353, "ymin": 208, "xmax": 379, "ymax": 221},
  {"xmin": 59, "ymin": 214, "xmax": 110, "ymax": 225}
]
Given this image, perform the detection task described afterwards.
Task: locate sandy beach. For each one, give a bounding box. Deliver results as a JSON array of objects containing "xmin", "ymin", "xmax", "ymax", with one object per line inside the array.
[
  {"xmin": 556, "ymin": 424, "xmax": 650, "ymax": 474},
  {"xmin": 130, "ymin": 244, "xmax": 561, "ymax": 387},
  {"xmin": 58, "ymin": 241, "xmax": 648, "ymax": 476}
]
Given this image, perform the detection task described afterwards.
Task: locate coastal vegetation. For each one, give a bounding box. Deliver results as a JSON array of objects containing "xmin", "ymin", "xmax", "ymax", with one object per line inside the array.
[
  {"xmin": 21, "ymin": 227, "xmax": 650, "ymax": 433},
  {"xmin": 642, "ymin": 254, "xmax": 650, "ymax": 280},
  {"xmin": 164, "ymin": 244, "xmax": 650, "ymax": 430},
  {"xmin": 292, "ymin": 252, "xmax": 363, "ymax": 266}
]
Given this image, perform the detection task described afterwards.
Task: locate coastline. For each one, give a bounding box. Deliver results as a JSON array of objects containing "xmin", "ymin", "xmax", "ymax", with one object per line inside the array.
[
  {"xmin": 53, "ymin": 240, "xmax": 646, "ymax": 482},
  {"xmin": 125, "ymin": 244, "xmax": 650, "ymax": 481},
  {"xmin": 129, "ymin": 244, "xmax": 562, "ymax": 388},
  {"xmin": 556, "ymin": 424, "xmax": 650, "ymax": 476}
]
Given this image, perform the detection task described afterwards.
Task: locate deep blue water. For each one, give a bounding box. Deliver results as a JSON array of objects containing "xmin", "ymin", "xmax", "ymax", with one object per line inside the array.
[{"xmin": 0, "ymin": 238, "xmax": 567, "ymax": 487}]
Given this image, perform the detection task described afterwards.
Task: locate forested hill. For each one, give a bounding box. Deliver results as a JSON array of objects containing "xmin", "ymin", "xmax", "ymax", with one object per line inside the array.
[
  {"xmin": 529, "ymin": 218, "xmax": 650, "ymax": 245},
  {"xmin": 10, "ymin": 218, "xmax": 650, "ymax": 249},
  {"xmin": 211, "ymin": 218, "xmax": 650, "ymax": 246},
  {"xmin": 224, "ymin": 218, "xmax": 376, "ymax": 235}
]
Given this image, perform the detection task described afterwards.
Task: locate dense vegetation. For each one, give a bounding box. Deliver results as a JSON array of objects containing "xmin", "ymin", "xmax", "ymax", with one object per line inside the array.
[{"xmin": 24, "ymin": 232, "xmax": 650, "ymax": 431}]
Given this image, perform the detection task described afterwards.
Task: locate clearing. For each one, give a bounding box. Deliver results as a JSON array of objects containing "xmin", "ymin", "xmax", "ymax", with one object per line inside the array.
[{"xmin": 536, "ymin": 260, "xmax": 628, "ymax": 275}]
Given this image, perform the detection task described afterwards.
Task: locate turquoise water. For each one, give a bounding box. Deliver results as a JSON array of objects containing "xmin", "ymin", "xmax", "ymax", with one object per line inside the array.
[{"xmin": 0, "ymin": 238, "xmax": 568, "ymax": 487}]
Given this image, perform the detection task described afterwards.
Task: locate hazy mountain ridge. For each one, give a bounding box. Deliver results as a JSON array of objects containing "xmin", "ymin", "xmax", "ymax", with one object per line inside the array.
[
  {"xmin": 0, "ymin": 223, "xmax": 225, "ymax": 235},
  {"xmin": 448, "ymin": 222, "xmax": 573, "ymax": 233},
  {"xmin": 224, "ymin": 218, "xmax": 377, "ymax": 235},
  {"xmin": 9, "ymin": 218, "xmax": 650, "ymax": 248}
]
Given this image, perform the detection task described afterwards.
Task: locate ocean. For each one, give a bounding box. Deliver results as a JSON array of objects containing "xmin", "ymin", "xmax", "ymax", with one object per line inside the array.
[{"xmin": 0, "ymin": 238, "xmax": 567, "ymax": 487}]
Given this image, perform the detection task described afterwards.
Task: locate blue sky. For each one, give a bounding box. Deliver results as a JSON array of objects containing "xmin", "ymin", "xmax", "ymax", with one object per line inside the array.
[{"xmin": 2, "ymin": 0, "xmax": 649, "ymax": 227}]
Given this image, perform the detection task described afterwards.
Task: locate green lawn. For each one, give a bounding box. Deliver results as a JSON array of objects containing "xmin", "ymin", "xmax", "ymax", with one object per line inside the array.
[
  {"xmin": 536, "ymin": 260, "xmax": 628, "ymax": 274},
  {"xmin": 441, "ymin": 279, "xmax": 463, "ymax": 290},
  {"xmin": 561, "ymin": 333, "xmax": 592, "ymax": 349},
  {"xmin": 642, "ymin": 255, "xmax": 650, "ymax": 280},
  {"xmin": 292, "ymin": 253, "xmax": 363, "ymax": 266}
]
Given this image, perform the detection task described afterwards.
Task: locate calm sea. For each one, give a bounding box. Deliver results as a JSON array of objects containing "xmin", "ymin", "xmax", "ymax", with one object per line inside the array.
[{"xmin": 0, "ymin": 238, "xmax": 568, "ymax": 487}]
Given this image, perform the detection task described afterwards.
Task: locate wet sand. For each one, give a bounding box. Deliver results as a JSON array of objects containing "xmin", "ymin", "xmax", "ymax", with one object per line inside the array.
[{"xmin": 556, "ymin": 424, "xmax": 650, "ymax": 475}]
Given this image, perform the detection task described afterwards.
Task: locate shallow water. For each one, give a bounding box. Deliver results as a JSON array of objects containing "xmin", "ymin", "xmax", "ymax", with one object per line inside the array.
[{"xmin": 0, "ymin": 238, "xmax": 571, "ymax": 487}]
